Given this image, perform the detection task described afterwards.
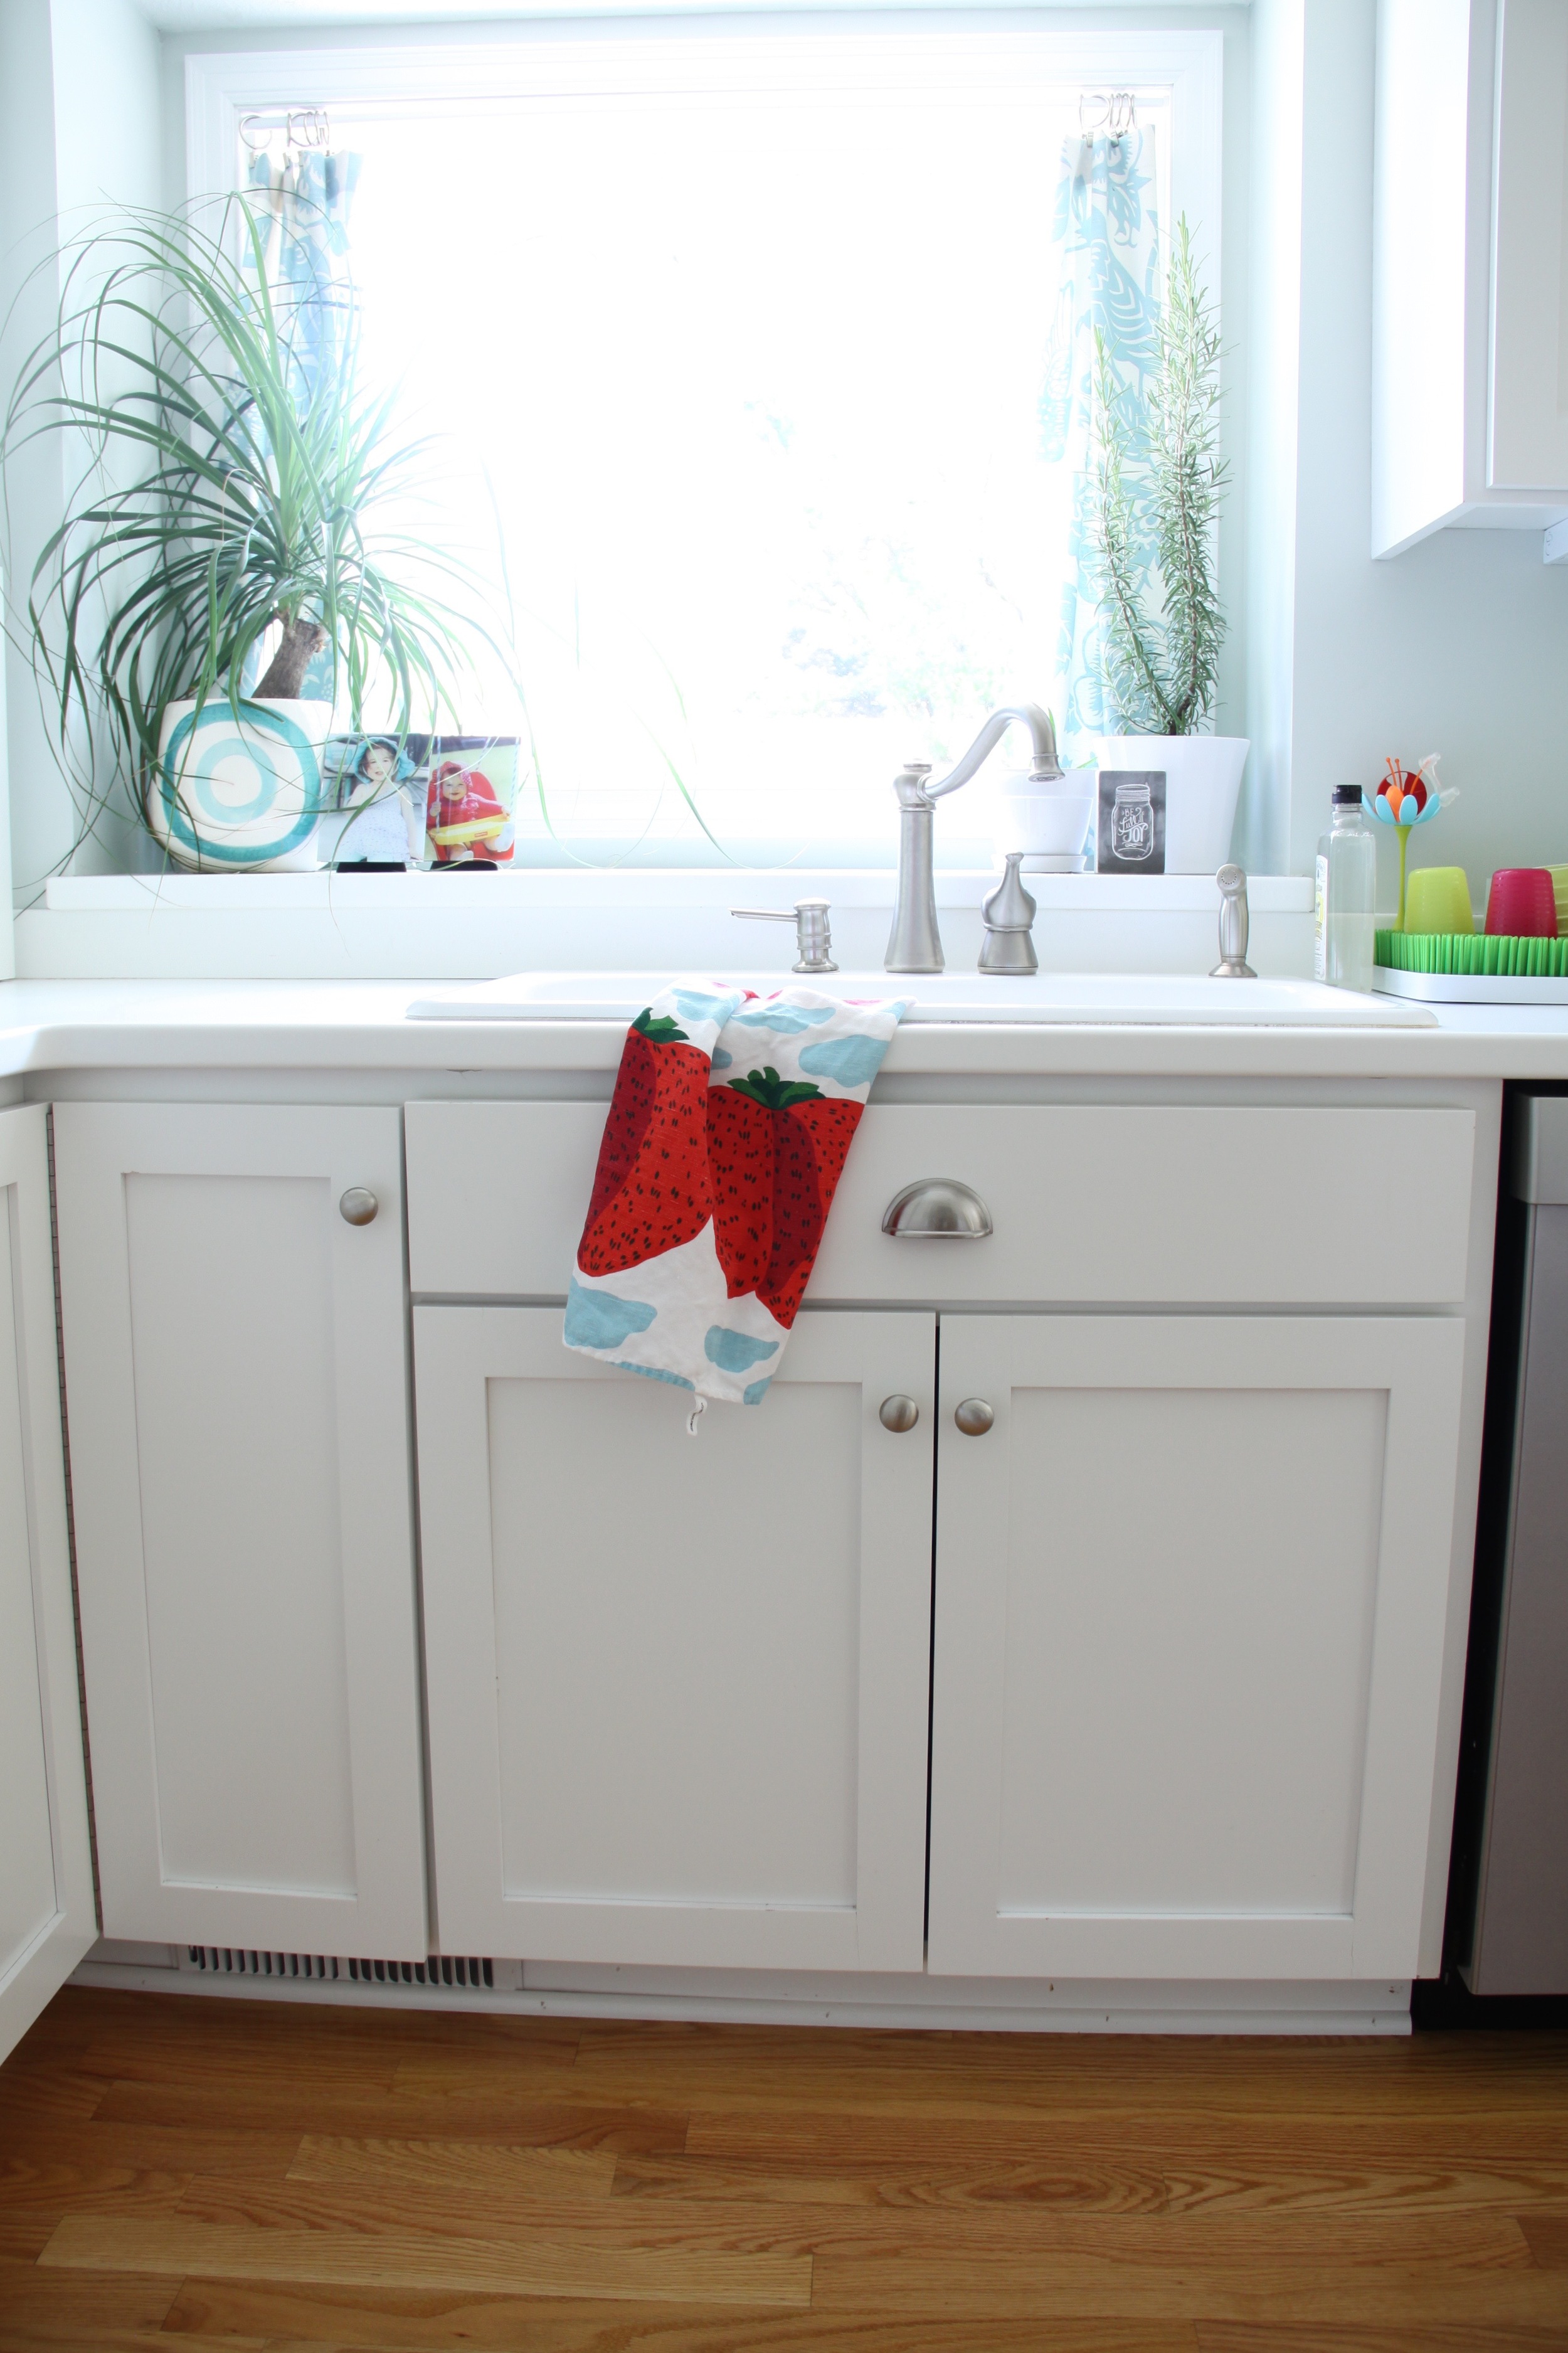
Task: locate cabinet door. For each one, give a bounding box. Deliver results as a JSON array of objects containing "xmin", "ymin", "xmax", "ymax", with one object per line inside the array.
[
  {"xmin": 0, "ymin": 1107, "xmax": 95, "ymax": 2061},
  {"xmin": 1490, "ymin": 0, "xmax": 1568, "ymax": 491},
  {"xmin": 928, "ymin": 1314, "xmax": 1465, "ymax": 1980},
  {"xmin": 54, "ymin": 1105, "xmax": 425, "ymax": 1959},
  {"xmin": 416, "ymin": 1307, "xmax": 934, "ymax": 1969}
]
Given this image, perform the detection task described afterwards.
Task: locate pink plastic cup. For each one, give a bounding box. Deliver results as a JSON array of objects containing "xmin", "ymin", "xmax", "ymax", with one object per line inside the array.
[{"xmin": 1485, "ymin": 868, "xmax": 1559, "ymax": 938}]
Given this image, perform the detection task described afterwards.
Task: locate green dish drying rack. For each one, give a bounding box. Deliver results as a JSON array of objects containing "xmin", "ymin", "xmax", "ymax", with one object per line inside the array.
[{"xmin": 1372, "ymin": 929, "xmax": 1568, "ymax": 1001}]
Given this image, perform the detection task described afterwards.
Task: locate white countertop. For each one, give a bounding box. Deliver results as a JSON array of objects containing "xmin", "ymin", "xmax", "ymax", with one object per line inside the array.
[{"xmin": 2, "ymin": 977, "xmax": 1567, "ymax": 1080}]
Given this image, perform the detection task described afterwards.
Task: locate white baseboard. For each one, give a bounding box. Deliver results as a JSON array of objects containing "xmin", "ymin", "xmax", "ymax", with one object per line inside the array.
[{"xmin": 70, "ymin": 1946, "xmax": 1412, "ymax": 2035}]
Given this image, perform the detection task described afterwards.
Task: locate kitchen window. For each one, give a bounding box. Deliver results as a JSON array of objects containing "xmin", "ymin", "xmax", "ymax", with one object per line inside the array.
[{"xmin": 189, "ymin": 25, "xmax": 1222, "ymax": 870}]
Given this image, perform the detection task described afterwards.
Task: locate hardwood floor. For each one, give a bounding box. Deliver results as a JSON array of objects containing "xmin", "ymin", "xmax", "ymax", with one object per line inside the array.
[{"xmin": 3, "ymin": 1988, "xmax": 1567, "ymax": 2349}]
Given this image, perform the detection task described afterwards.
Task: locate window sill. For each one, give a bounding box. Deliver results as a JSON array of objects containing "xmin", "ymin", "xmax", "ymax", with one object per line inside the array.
[{"xmin": 22, "ymin": 871, "xmax": 1313, "ymax": 983}]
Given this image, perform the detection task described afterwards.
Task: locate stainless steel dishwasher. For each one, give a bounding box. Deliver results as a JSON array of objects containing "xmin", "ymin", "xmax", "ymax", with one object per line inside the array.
[{"xmin": 1453, "ymin": 1092, "xmax": 1568, "ymax": 1995}]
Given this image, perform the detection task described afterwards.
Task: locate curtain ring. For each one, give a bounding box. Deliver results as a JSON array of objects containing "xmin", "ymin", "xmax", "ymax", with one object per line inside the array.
[
  {"xmin": 287, "ymin": 108, "xmax": 331, "ymax": 152},
  {"xmin": 238, "ymin": 113, "xmax": 271, "ymax": 154}
]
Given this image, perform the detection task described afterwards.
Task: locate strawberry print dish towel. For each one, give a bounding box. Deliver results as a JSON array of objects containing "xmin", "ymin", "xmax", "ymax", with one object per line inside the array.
[{"xmin": 564, "ymin": 981, "xmax": 909, "ymax": 1405}]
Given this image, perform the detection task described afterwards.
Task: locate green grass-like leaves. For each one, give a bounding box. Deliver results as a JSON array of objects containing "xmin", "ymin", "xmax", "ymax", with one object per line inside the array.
[
  {"xmin": 1089, "ymin": 217, "xmax": 1227, "ymax": 738},
  {"xmin": 3, "ymin": 196, "xmax": 517, "ymax": 856}
]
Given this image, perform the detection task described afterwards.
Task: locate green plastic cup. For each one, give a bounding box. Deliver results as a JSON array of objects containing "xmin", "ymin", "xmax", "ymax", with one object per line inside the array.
[{"xmin": 1404, "ymin": 866, "xmax": 1474, "ymax": 935}]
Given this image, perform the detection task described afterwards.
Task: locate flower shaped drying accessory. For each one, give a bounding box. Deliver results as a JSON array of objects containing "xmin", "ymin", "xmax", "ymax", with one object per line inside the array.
[{"xmin": 1366, "ymin": 755, "xmax": 1459, "ymax": 930}]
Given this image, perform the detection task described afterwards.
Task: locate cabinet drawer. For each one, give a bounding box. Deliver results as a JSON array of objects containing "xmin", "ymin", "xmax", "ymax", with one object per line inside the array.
[{"xmin": 405, "ymin": 1100, "xmax": 1475, "ymax": 1306}]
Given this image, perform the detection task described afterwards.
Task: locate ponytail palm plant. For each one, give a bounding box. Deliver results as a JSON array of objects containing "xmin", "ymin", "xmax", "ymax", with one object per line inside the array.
[{"xmin": 4, "ymin": 198, "xmax": 509, "ymax": 855}]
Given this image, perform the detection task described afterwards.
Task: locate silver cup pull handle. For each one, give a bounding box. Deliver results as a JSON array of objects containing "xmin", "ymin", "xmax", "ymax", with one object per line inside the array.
[
  {"xmin": 339, "ymin": 1187, "xmax": 379, "ymax": 1226},
  {"xmin": 882, "ymin": 1180, "xmax": 993, "ymax": 1239}
]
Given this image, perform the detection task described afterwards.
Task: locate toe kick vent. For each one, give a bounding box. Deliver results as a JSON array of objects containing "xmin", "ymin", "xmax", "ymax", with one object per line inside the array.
[{"xmin": 183, "ymin": 1947, "xmax": 499, "ymax": 1990}]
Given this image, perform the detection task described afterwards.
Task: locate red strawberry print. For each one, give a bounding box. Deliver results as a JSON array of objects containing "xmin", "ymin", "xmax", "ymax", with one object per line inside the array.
[
  {"xmin": 707, "ymin": 1066, "xmax": 862, "ymax": 1326},
  {"xmin": 578, "ymin": 1009, "xmax": 714, "ymax": 1274},
  {"xmin": 706, "ymin": 1085, "xmax": 773, "ymax": 1299}
]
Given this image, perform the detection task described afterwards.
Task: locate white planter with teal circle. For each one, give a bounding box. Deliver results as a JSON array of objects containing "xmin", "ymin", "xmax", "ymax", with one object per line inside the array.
[{"xmin": 151, "ymin": 698, "xmax": 334, "ymax": 871}]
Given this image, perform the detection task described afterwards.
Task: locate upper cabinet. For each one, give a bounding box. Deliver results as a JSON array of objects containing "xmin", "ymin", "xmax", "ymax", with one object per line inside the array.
[{"xmin": 1372, "ymin": 0, "xmax": 1568, "ymax": 558}]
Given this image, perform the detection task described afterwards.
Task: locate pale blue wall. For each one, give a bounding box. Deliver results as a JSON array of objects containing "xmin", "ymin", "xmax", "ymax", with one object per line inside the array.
[
  {"xmin": 1253, "ymin": 0, "xmax": 1568, "ymax": 895},
  {"xmin": 0, "ymin": 0, "xmax": 162, "ymax": 913}
]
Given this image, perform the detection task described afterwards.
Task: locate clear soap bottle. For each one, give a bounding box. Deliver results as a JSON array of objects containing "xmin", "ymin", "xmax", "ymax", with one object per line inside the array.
[{"xmin": 1315, "ymin": 785, "xmax": 1377, "ymax": 992}]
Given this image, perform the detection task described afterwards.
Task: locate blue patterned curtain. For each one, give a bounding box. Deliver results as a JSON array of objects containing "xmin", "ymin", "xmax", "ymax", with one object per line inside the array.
[
  {"xmin": 244, "ymin": 143, "xmax": 361, "ymax": 403},
  {"xmin": 241, "ymin": 141, "xmax": 362, "ymax": 701},
  {"xmin": 1039, "ymin": 125, "xmax": 1162, "ymax": 764}
]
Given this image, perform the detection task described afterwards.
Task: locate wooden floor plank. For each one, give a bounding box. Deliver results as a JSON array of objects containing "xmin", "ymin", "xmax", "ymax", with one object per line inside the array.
[
  {"xmin": 807, "ymin": 2255, "xmax": 1568, "ymax": 2325},
  {"xmin": 88, "ymin": 2081, "xmax": 690, "ymax": 2150},
  {"xmin": 568, "ymin": 2023, "xmax": 1568, "ymax": 2116},
  {"xmin": 36, "ymin": 2215, "xmax": 813, "ymax": 2309},
  {"xmin": 156, "ymin": 2174, "xmax": 1545, "ymax": 2268},
  {"xmin": 612, "ymin": 2143, "xmax": 1568, "ymax": 2216},
  {"xmin": 158, "ymin": 2279, "xmax": 1199, "ymax": 2352},
  {"xmin": 0, "ymin": 2118, "xmax": 304, "ymax": 2184},
  {"xmin": 684, "ymin": 2106, "xmax": 1568, "ymax": 2167},
  {"xmin": 0, "ymin": 2334, "xmax": 263, "ymax": 2353},
  {"xmin": 1196, "ymin": 2331, "xmax": 1568, "ymax": 2352},
  {"xmin": 0, "ymin": 2252, "xmax": 180, "ymax": 2339},
  {"xmin": 286, "ymin": 2133, "xmax": 618, "ymax": 2201}
]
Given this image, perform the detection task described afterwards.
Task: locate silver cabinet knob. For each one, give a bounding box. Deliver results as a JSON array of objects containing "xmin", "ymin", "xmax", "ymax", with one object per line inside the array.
[
  {"xmin": 879, "ymin": 1394, "xmax": 919, "ymax": 1433},
  {"xmin": 882, "ymin": 1179, "xmax": 993, "ymax": 1239},
  {"xmin": 339, "ymin": 1187, "xmax": 379, "ymax": 1226},
  {"xmin": 954, "ymin": 1398, "xmax": 995, "ymax": 1437}
]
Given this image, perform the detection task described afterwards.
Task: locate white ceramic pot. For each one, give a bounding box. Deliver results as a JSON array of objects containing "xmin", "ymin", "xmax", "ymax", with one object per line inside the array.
[
  {"xmin": 150, "ymin": 698, "xmax": 335, "ymax": 871},
  {"xmin": 995, "ymin": 772, "xmax": 1098, "ymax": 871},
  {"xmin": 1093, "ymin": 735, "xmax": 1249, "ymax": 874}
]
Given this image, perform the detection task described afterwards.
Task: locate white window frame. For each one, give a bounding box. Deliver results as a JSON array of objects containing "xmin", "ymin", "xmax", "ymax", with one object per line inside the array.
[
  {"xmin": 177, "ymin": 21, "xmax": 1224, "ymax": 913},
  {"xmin": 187, "ymin": 24, "xmax": 1223, "ymax": 312}
]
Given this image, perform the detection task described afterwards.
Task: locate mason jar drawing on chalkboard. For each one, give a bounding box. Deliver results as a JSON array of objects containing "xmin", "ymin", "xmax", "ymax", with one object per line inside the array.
[
  {"xmin": 1111, "ymin": 778, "xmax": 1155, "ymax": 861},
  {"xmin": 1097, "ymin": 769, "xmax": 1167, "ymax": 874}
]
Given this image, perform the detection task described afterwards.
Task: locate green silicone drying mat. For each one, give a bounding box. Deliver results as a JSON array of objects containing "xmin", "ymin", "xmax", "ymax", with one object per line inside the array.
[
  {"xmin": 1377, "ymin": 930, "xmax": 1568, "ymax": 977},
  {"xmin": 1372, "ymin": 929, "xmax": 1568, "ymax": 1003}
]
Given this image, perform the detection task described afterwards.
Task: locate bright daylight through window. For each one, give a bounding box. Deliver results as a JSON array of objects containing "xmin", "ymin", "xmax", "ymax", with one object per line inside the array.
[{"xmin": 235, "ymin": 33, "xmax": 1190, "ymax": 868}]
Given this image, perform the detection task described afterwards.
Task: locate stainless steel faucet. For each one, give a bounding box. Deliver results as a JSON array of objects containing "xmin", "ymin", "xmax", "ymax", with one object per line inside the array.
[{"xmin": 885, "ymin": 704, "xmax": 1062, "ymax": 973}]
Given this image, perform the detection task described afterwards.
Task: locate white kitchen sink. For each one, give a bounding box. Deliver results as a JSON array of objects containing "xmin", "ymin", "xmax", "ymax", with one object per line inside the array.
[{"xmin": 407, "ymin": 970, "xmax": 1436, "ymax": 1027}]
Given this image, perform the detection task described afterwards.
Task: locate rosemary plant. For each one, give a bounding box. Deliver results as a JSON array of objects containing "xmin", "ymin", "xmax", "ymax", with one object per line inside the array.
[
  {"xmin": 1089, "ymin": 217, "xmax": 1227, "ymax": 736},
  {"xmin": 3, "ymin": 198, "xmax": 513, "ymax": 856}
]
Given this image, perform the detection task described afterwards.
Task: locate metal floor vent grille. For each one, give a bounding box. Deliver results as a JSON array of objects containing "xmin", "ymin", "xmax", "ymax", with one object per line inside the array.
[{"xmin": 184, "ymin": 1948, "xmax": 495, "ymax": 1990}]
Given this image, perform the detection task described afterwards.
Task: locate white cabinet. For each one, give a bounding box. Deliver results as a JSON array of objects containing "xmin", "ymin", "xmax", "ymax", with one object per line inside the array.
[
  {"xmin": 416, "ymin": 1306, "xmax": 935, "ymax": 1970},
  {"xmin": 1374, "ymin": 0, "xmax": 1568, "ymax": 556},
  {"xmin": 0, "ymin": 1107, "xmax": 95, "ymax": 2061},
  {"xmin": 928, "ymin": 1313, "xmax": 1466, "ymax": 1979},
  {"xmin": 53, "ymin": 1105, "xmax": 426, "ymax": 1960}
]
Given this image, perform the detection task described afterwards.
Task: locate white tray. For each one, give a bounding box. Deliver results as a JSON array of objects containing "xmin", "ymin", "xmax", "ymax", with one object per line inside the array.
[{"xmin": 1372, "ymin": 966, "xmax": 1568, "ymax": 1005}]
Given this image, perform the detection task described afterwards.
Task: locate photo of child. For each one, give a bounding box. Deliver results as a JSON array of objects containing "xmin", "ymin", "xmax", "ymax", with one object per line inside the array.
[
  {"xmin": 405, "ymin": 736, "xmax": 521, "ymax": 866},
  {"xmin": 426, "ymin": 759, "xmax": 512, "ymax": 864}
]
